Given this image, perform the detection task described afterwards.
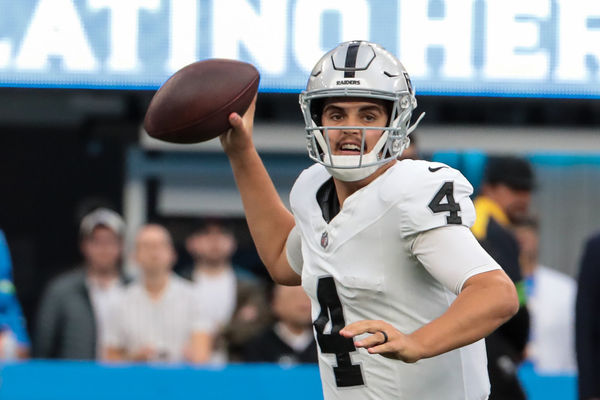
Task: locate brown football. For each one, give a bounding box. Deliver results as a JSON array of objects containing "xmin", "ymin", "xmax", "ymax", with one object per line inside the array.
[{"xmin": 144, "ymin": 59, "xmax": 260, "ymax": 144}]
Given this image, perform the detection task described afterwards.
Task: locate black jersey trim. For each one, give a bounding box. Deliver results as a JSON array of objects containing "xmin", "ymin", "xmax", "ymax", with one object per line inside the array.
[{"xmin": 316, "ymin": 178, "xmax": 340, "ymax": 223}]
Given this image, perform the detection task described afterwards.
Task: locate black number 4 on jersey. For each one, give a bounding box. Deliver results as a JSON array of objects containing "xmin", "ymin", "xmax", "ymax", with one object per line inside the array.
[{"xmin": 428, "ymin": 181, "xmax": 462, "ymax": 224}]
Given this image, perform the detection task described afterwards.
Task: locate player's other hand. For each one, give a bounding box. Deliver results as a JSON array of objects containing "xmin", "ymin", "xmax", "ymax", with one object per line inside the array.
[
  {"xmin": 220, "ymin": 94, "xmax": 257, "ymax": 157},
  {"xmin": 340, "ymin": 320, "xmax": 425, "ymax": 363}
]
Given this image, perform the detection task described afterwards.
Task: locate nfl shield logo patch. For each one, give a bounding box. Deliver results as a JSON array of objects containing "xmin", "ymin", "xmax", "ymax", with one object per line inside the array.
[{"xmin": 320, "ymin": 231, "xmax": 329, "ymax": 248}]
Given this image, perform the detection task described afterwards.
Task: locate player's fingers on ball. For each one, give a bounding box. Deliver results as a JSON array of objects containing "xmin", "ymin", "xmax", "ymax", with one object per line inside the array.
[
  {"xmin": 219, "ymin": 127, "xmax": 233, "ymax": 140},
  {"xmin": 240, "ymin": 95, "xmax": 257, "ymax": 122},
  {"xmin": 229, "ymin": 112, "xmax": 242, "ymax": 127},
  {"xmin": 248, "ymin": 94, "xmax": 258, "ymax": 110}
]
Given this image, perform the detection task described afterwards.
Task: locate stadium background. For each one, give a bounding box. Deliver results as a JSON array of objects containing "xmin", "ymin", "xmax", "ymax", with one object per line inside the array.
[{"xmin": 0, "ymin": 0, "xmax": 598, "ymax": 399}]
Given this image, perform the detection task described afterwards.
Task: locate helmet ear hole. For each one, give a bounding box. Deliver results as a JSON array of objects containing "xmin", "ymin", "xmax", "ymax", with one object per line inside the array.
[{"xmin": 310, "ymin": 98, "xmax": 324, "ymax": 125}]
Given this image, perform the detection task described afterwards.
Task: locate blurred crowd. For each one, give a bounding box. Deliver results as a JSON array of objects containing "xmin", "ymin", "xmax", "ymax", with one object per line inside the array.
[
  {"xmin": 1, "ymin": 148, "xmax": 599, "ymax": 399},
  {"xmin": 1, "ymin": 213, "xmax": 316, "ymax": 366}
]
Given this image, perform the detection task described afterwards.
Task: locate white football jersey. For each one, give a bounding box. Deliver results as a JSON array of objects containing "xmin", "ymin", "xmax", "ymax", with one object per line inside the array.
[{"xmin": 288, "ymin": 160, "xmax": 492, "ymax": 400}]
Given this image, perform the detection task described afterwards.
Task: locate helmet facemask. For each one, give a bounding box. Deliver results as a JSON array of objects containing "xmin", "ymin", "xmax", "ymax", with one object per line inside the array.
[
  {"xmin": 300, "ymin": 89, "xmax": 421, "ymax": 182},
  {"xmin": 299, "ymin": 41, "xmax": 424, "ymax": 182}
]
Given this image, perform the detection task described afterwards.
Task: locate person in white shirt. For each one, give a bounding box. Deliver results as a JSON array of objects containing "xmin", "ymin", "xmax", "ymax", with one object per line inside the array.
[
  {"xmin": 103, "ymin": 224, "xmax": 213, "ymax": 363},
  {"xmin": 218, "ymin": 40, "xmax": 519, "ymax": 399},
  {"xmin": 513, "ymin": 216, "xmax": 577, "ymax": 373},
  {"xmin": 184, "ymin": 220, "xmax": 238, "ymax": 331}
]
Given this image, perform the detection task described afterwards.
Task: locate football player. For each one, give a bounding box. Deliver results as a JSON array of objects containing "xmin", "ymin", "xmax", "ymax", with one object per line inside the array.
[{"xmin": 220, "ymin": 41, "xmax": 518, "ymax": 399}]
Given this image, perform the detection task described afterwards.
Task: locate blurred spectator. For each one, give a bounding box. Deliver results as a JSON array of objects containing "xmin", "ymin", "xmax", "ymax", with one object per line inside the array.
[
  {"xmin": 182, "ymin": 220, "xmax": 239, "ymax": 330},
  {"xmin": 513, "ymin": 216, "xmax": 576, "ymax": 373},
  {"xmin": 472, "ymin": 156, "xmax": 535, "ymax": 400},
  {"xmin": 0, "ymin": 229, "xmax": 30, "ymax": 359},
  {"xmin": 242, "ymin": 284, "xmax": 316, "ymax": 365},
  {"xmin": 34, "ymin": 208, "xmax": 127, "ymax": 359},
  {"xmin": 104, "ymin": 224, "xmax": 212, "ymax": 363},
  {"xmin": 575, "ymin": 231, "xmax": 600, "ymax": 400},
  {"xmin": 222, "ymin": 281, "xmax": 271, "ymax": 362},
  {"xmin": 181, "ymin": 219, "xmax": 270, "ymax": 362}
]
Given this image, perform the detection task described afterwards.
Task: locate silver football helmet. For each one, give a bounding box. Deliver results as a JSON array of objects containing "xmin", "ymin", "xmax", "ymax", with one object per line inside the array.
[{"xmin": 299, "ymin": 41, "xmax": 424, "ymax": 182}]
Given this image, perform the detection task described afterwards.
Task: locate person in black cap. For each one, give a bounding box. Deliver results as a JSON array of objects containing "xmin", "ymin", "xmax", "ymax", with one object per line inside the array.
[{"xmin": 472, "ymin": 155, "xmax": 535, "ymax": 400}]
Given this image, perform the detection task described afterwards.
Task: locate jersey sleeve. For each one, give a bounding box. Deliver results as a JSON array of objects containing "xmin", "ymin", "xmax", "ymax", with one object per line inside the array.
[
  {"xmin": 285, "ymin": 225, "xmax": 303, "ymax": 276},
  {"xmin": 398, "ymin": 164, "xmax": 476, "ymax": 238},
  {"xmin": 412, "ymin": 225, "xmax": 502, "ymax": 294}
]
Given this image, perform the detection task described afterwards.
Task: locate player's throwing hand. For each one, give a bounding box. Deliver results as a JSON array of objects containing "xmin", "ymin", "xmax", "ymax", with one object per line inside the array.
[{"xmin": 220, "ymin": 95, "xmax": 257, "ymax": 156}]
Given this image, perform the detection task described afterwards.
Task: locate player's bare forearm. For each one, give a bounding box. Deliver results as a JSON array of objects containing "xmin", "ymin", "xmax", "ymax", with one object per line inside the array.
[
  {"xmin": 341, "ymin": 269, "xmax": 518, "ymax": 362},
  {"xmin": 220, "ymin": 99, "xmax": 300, "ymax": 285},
  {"xmin": 409, "ymin": 269, "xmax": 518, "ymax": 358},
  {"xmin": 227, "ymin": 146, "xmax": 299, "ymax": 285}
]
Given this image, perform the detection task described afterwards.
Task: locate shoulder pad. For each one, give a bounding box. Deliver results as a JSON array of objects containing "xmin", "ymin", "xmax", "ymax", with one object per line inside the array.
[{"xmin": 382, "ymin": 160, "xmax": 476, "ymax": 237}]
